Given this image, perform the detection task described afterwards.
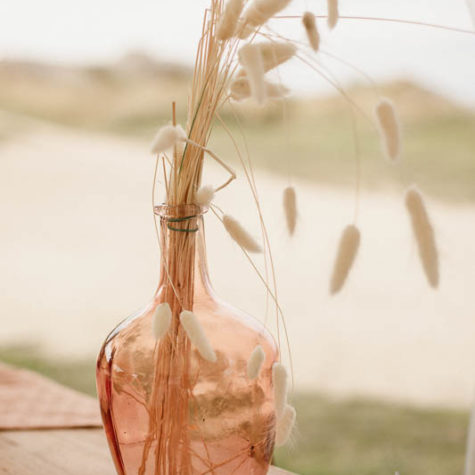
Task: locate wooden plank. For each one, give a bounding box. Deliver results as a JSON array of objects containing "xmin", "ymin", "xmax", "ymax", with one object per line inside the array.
[{"xmin": 0, "ymin": 429, "xmax": 293, "ymax": 474}]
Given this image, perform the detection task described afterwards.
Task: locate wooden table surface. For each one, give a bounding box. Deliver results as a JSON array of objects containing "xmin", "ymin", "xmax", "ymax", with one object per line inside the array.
[
  {"xmin": 0, "ymin": 428, "xmax": 292, "ymax": 474},
  {"xmin": 0, "ymin": 363, "xmax": 294, "ymax": 474}
]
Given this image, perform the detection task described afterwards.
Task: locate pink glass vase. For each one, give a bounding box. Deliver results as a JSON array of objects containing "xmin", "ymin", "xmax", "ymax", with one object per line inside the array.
[{"xmin": 96, "ymin": 204, "xmax": 278, "ymax": 474}]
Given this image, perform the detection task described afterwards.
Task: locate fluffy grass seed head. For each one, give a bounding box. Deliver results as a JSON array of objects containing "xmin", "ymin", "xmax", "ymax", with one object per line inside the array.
[
  {"xmin": 238, "ymin": 43, "xmax": 267, "ymax": 104},
  {"xmin": 275, "ymin": 404, "xmax": 297, "ymax": 447},
  {"xmin": 330, "ymin": 224, "xmax": 361, "ymax": 294},
  {"xmin": 195, "ymin": 185, "xmax": 215, "ymax": 207},
  {"xmin": 247, "ymin": 345, "xmax": 266, "ymax": 379},
  {"xmin": 217, "ymin": 0, "xmax": 245, "ymax": 41},
  {"xmin": 180, "ymin": 310, "xmax": 217, "ymax": 363},
  {"xmin": 259, "ymin": 41, "xmax": 297, "ymax": 72},
  {"xmin": 230, "ymin": 76, "xmax": 289, "ymax": 101},
  {"xmin": 223, "ymin": 214, "xmax": 262, "ymax": 253},
  {"xmin": 151, "ymin": 124, "xmax": 186, "ymax": 154},
  {"xmin": 405, "ymin": 187, "xmax": 439, "ymax": 288},
  {"xmin": 239, "ymin": 0, "xmax": 293, "ymax": 38},
  {"xmin": 375, "ymin": 98, "xmax": 401, "ymax": 162},
  {"xmin": 152, "ymin": 303, "xmax": 172, "ymax": 340},
  {"xmin": 283, "ymin": 186, "xmax": 297, "ymax": 235},
  {"xmin": 327, "ymin": 0, "xmax": 339, "ymax": 29},
  {"xmin": 302, "ymin": 12, "xmax": 320, "ymax": 51},
  {"xmin": 273, "ymin": 362, "xmax": 288, "ymax": 419}
]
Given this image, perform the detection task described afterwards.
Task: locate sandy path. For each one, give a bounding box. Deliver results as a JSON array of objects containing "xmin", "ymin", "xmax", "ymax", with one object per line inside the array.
[{"xmin": 1, "ymin": 123, "xmax": 474, "ymax": 408}]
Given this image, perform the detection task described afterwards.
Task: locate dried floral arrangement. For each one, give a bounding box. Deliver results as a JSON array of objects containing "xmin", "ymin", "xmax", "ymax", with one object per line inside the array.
[{"xmin": 96, "ymin": 1, "xmax": 475, "ymax": 474}]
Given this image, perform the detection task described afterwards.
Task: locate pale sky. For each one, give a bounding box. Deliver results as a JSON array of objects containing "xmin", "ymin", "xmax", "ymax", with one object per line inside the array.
[{"xmin": 1, "ymin": 0, "xmax": 475, "ymax": 105}]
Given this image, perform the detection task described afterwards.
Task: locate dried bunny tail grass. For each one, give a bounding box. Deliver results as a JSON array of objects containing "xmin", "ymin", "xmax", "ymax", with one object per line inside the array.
[
  {"xmin": 150, "ymin": 124, "xmax": 186, "ymax": 154},
  {"xmin": 302, "ymin": 12, "xmax": 320, "ymax": 51},
  {"xmin": 230, "ymin": 76, "xmax": 289, "ymax": 101},
  {"xmin": 238, "ymin": 43, "xmax": 267, "ymax": 104},
  {"xmin": 217, "ymin": 0, "xmax": 245, "ymax": 41},
  {"xmin": 283, "ymin": 186, "xmax": 297, "ymax": 235},
  {"xmin": 330, "ymin": 224, "xmax": 361, "ymax": 294},
  {"xmin": 152, "ymin": 303, "xmax": 172, "ymax": 340},
  {"xmin": 247, "ymin": 345, "xmax": 266, "ymax": 379},
  {"xmin": 259, "ymin": 41, "xmax": 297, "ymax": 72},
  {"xmin": 223, "ymin": 214, "xmax": 262, "ymax": 253},
  {"xmin": 180, "ymin": 311, "xmax": 217, "ymax": 363},
  {"xmin": 376, "ymin": 98, "xmax": 401, "ymax": 162},
  {"xmin": 327, "ymin": 0, "xmax": 339, "ymax": 29},
  {"xmin": 275, "ymin": 404, "xmax": 296, "ymax": 447},
  {"xmin": 273, "ymin": 362, "xmax": 288, "ymax": 419},
  {"xmin": 405, "ymin": 187, "xmax": 439, "ymax": 288},
  {"xmin": 195, "ymin": 185, "xmax": 215, "ymax": 207},
  {"xmin": 239, "ymin": 0, "xmax": 293, "ymax": 37}
]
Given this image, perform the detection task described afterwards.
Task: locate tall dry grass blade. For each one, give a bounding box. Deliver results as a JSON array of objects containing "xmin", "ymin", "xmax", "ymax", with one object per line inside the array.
[
  {"xmin": 302, "ymin": 12, "xmax": 320, "ymax": 51},
  {"xmin": 330, "ymin": 224, "xmax": 361, "ymax": 294},
  {"xmin": 272, "ymin": 362, "xmax": 288, "ymax": 419},
  {"xmin": 238, "ymin": 43, "xmax": 267, "ymax": 104},
  {"xmin": 283, "ymin": 186, "xmax": 297, "ymax": 235},
  {"xmin": 327, "ymin": 0, "xmax": 339, "ymax": 29},
  {"xmin": 217, "ymin": 0, "xmax": 245, "ymax": 41},
  {"xmin": 152, "ymin": 303, "xmax": 172, "ymax": 340},
  {"xmin": 405, "ymin": 187, "xmax": 439, "ymax": 288},
  {"xmin": 247, "ymin": 345, "xmax": 266, "ymax": 379},
  {"xmin": 275, "ymin": 404, "xmax": 296, "ymax": 446},
  {"xmin": 223, "ymin": 214, "xmax": 262, "ymax": 253},
  {"xmin": 375, "ymin": 98, "xmax": 401, "ymax": 162},
  {"xmin": 180, "ymin": 310, "xmax": 217, "ymax": 362}
]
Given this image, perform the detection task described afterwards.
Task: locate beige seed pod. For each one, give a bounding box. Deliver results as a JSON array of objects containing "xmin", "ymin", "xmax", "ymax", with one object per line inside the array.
[
  {"xmin": 229, "ymin": 76, "xmax": 289, "ymax": 101},
  {"xmin": 327, "ymin": 0, "xmax": 339, "ymax": 29},
  {"xmin": 375, "ymin": 98, "xmax": 401, "ymax": 162},
  {"xmin": 217, "ymin": 0, "xmax": 245, "ymax": 41},
  {"xmin": 272, "ymin": 362, "xmax": 288, "ymax": 419},
  {"xmin": 180, "ymin": 311, "xmax": 217, "ymax": 363},
  {"xmin": 239, "ymin": 0, "xmax": 292, "ymax": 38},
  {"xmin": 302, "ymin": 12, "xmax": 320, "ymax": 51},
  {"xmin": 150, "ymin": 124, "xmax": 186, "ymax": 154},
  {"xmin": 330, "ymin": 225, "xmax": 361, "ymax": 294},
  {"xmin": 238, "ymin": 43, "xmax": 267, "ymax": 104},
  {"xmin": 223, "ymin": 215, "xmax": 262, "ymax": 253},
  {"xmin": 259, "ymin": 41, "xmax": 297, "ymax": 72},
  {"xmin": 275, "ymin": 404, "xmax": 296, "ymax": 447},
  {"xmin": 283, "ymin": 186, "xmax": 297, "ymax": 235},
  {"xmin": 405, "ymin": 188, "xmax": 439, "ymax": 288},
  {"xmin": 195, "ymin": 185, "xmax": 215, "ymax": 207},
  {"xmin": 152, "ymin": 303, "xmax": 172, "ymax": 340},
  {"xmin": 247, "ymin": 345, "xmax": 266, "ymax": 379}
]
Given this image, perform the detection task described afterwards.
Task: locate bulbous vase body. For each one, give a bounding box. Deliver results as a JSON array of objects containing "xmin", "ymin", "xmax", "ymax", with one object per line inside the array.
[{"xmin": 96, "ymin": 205, "xmax": 278, "ymax": 474}]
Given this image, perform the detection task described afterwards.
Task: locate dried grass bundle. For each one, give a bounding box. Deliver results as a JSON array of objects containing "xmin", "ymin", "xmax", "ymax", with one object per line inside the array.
[
  {"xmin": 240, "ymin": 0, "xmax": 293, "ymax": 37},
  {"xmin": 223, "ymin": 215, "xmax": 262, "ymax": 253},
  {"xmin": 302, "ymin": 12, "xmax": 320, "ymax": 51},
  {"xmin": 180, "ymin": 311, "xmax": 217, "ymax": 362},
  {"xmin": 272, "ymin": 362, "xmax": 288, "ymax": 419},
  {"xmin": 230, "ymin": 76, "xmax": 289, "ymax": 101},
  {"xmin": 195, "ymin": 185, "xmax": 215, "ymax": 207},
  {"xmin": 327, "ymin": 0, "xmax": 339, "ymax": 29},
  {"xmin": 150, "ymin": 124, "xmax": 186, "ymax": 154},
  {"xmin": 330, "ymin": 225, "xmax": 361, "ymax": 294},
  {"xmin": 283, "ymin": 186, "xmax": 297, "ymax": 235},
  {"xmin": 217, "ymin": 0, "xmax": 244, "ymax": 41},
  {"xmin": 405, "ymin": 188, "xmax": 439, "ymax": 288},
  {"xmin": 152, "ymin": 303, "xmax": 172, "ymax": 340},
  {"xmin": 275, "ymin": 404, "xmax": 296, "ymax": 447},
  {"xmin": 376, "ymin": 99, "xmax": 401, "ymax": 162},
  {"xmin": 238, "ymin": 43, "xmax": 267, "ymax": 104},
  {"xmin": 247, "ymin": 345, "xmax": 265, "ymax": 379}
]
